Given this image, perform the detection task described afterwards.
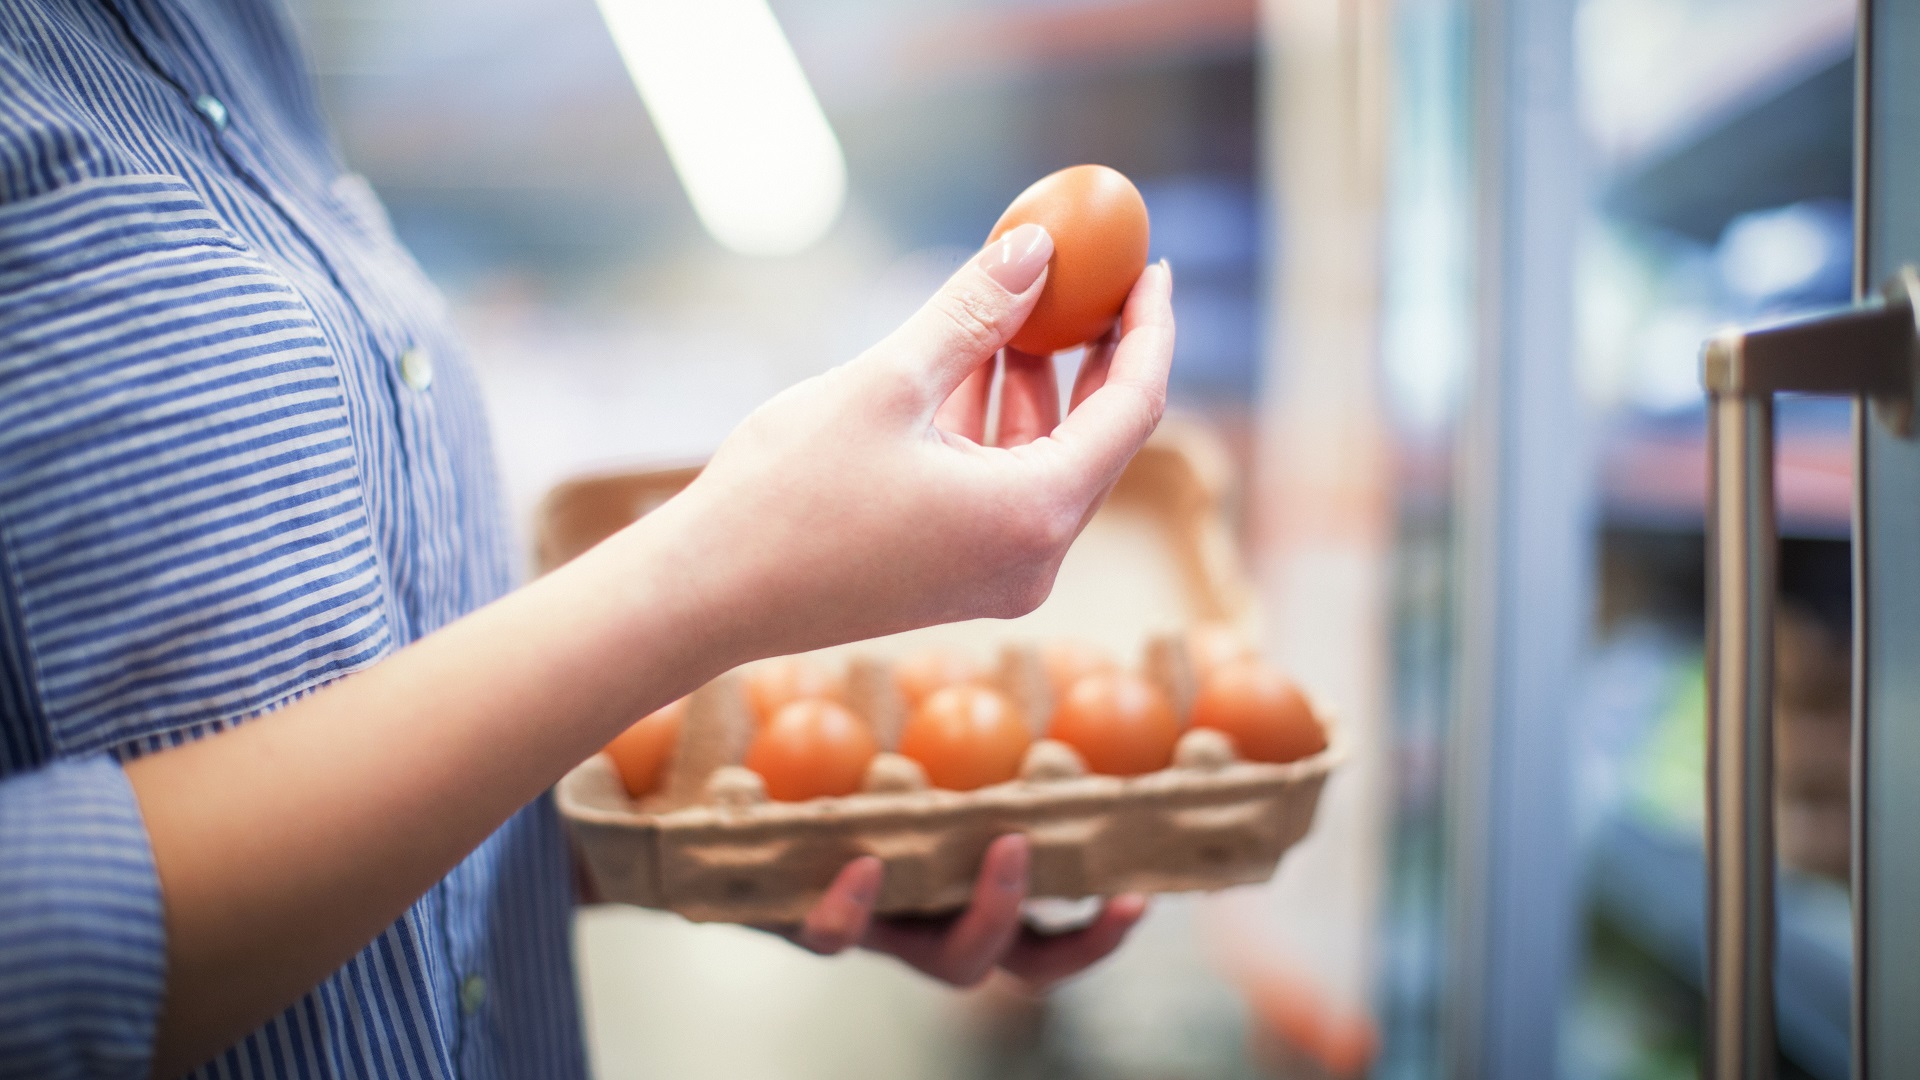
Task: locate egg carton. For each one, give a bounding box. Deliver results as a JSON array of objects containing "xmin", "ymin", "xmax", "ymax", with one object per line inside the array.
[
  {"xmin": 543, "ymin": 424, "xmax": 1336, "ymax": 923},
  {"xmin": 557, "ymin": 636, "xmax": 1339, "ymax": 924}
]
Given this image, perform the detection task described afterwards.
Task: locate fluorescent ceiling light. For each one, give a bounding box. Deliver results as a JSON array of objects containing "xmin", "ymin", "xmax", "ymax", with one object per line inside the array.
[{"xmin": 595, "ymin": 0, "xmax": 847, "ymax": 257}]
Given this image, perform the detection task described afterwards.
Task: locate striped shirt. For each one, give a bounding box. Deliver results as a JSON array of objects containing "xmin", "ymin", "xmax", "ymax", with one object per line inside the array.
[{"xmin": 0, "ymin": 1, "xmax": 587, "ymax": 1076}]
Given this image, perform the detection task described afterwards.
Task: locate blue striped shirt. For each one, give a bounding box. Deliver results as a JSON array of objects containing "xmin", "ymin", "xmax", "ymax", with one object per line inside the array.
[{"xmin": 0, "ymin": 1, "xmax": 587, "ymax": 1076}]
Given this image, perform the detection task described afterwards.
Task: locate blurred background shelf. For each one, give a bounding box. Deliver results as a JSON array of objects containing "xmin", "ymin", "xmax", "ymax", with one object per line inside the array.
[
  {"xmin": 1567, "ymin": 623, "xmax": 1852, "ymax": 1080},
  {"xmin": 1587, "ymin": 817, "xmax": 1851, "ymax": 1080},
  {"xmin": 1603, "ymin": 50, "xmax": 1853, "ymax": 245},
  {"xmin": 1570, "ymin": 6, "xmax": 1859, "ymax": 1069},
  {"xmin": 1599, "ymin": 398, "xmax": 1853, "ymax": 539}
]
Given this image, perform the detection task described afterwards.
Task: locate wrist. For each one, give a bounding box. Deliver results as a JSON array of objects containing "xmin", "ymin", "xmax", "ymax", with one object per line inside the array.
[{"xmin": 563, "ymin": 487, "xmax": 761, "ymax": 696}]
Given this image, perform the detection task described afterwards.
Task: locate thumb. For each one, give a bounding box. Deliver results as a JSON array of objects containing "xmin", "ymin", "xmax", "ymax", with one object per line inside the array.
[{"xmin": 871, "ymin": 224, "xmax": 1053, "ymax": 409}]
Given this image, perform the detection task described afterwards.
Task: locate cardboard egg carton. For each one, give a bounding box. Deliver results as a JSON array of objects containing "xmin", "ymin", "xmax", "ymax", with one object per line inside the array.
[
  {"xmin": 542, "ymin": 421, "xmax": 1339, "ymax": 924},
  {"xmin": 558, "ymin": 638, "xmax": 1338, "ymax": 924}
]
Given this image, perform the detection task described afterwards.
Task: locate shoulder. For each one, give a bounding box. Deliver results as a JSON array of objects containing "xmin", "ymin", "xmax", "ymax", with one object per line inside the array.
[
  {"xmin": 0, "ymin": 10, "xmax": 130, "ymax": 204},
  {"xmin": 0, "ymin": 10, "xmax": 397, "ymax": 766},
  {"xmin": 0, "ymin": 172, "xmax": 396, "ymax": 767},
  {"xmin": 0, "ymin": 0, "xmax": 343, "ymax": 207}
]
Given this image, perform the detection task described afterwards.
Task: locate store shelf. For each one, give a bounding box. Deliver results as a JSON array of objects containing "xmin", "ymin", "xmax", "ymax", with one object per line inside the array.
[
  {"xmin": 1604, "ymin": 45, "xmax": 1852, "ymax": 243},
  {"xmin": 1587, "ymin": 816, "xmax": 1851, "ymax": 1080},
  {"xmin": 1601, "ymin": 427, "xmax": 1853, "ymax": 537},
  {"xmin": 891, "ymin": 0, "xmax": 1256, "ymax": 85}
]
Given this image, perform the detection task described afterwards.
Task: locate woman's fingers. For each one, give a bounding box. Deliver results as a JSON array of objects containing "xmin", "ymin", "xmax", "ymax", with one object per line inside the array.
[
  {"xmin": 786, "ymin": 842, "xmax": 1143, "ymax": 990},
  {"xmin": 932, "ymin": 833, "xmax": 1029, "ymax": 984},
  {"xmin": 1048, "ymin": 261, "xmax": 1175, "ymax": 490},
  {"xmin": 793, "ymin": 856, "xmax": 883, "ymax": 955},
  {"xmin": 874, "ymin": 225, "xmax": 1053, "ymax": 412},
  {"xmin": 865, "ymin": 833, "xmax": 1030, "ymax": 985},
  {"xmin": 1069, "ymin": 327, "xmax": 1119, "ymax": 412},
  {"xmin": 999, "ymin": 894, "xmax": 1148, "ymax": 991},
  {"xmin": 934, "ymin": 358, "xmax": 996, "ymax": 443},
  {"xmin": 997, "ymin": 348, "xmax": 1061, "ymax": 447}
]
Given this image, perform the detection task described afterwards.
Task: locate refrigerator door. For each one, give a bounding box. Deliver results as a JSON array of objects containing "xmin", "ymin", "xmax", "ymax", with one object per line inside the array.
[
  {"xmin": 1855, "ymin": 4, "xmax": 1920, "ymax": 1075},
  {"xmin": 1702, "ymin": 280, "xmax": 1914, "ymax": 1080},
  {"xmin": 1703, "ymin": 4, "xmax": 1920, "ymax": 1077}
]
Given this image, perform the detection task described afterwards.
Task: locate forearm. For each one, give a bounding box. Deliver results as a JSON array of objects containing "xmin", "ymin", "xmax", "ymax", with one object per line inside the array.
[{"xmin": 128, "ymin": 506, "xmax": 728, "ymax": 1077}]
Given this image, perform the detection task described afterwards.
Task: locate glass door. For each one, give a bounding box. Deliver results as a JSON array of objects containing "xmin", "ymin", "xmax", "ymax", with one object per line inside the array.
[{"xmin": 1855, "ymin": 2, "xmax": 1920, "ymax": 1073}]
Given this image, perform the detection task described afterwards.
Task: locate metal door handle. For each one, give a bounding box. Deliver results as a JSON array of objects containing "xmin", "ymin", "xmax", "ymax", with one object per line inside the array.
[{"xmin": 1702, "ymin": 268, "xmax": 1917, "ymax": 1080}]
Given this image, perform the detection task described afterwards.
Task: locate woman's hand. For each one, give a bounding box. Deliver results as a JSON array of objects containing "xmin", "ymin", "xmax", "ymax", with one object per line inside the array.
[
  {"xmin": 769, "ymin": 836, "xmax": 1149, "ymax": 991},
  {"xmin": 127, "ymin": 229, "xmax": 1170, "ymax": 1075},
  {"xmin": 639, "ymin": 224, "xmax": 1176, "ymax": 667},
  {"xmin": 647, "ymin": 241, "xmax": 1170, "ymax": 986}
]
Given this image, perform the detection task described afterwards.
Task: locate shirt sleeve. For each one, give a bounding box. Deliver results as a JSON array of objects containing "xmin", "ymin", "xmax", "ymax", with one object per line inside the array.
[{"xmin": 0, "ymin": 757, "xmax": 165, "ymax": 1080}]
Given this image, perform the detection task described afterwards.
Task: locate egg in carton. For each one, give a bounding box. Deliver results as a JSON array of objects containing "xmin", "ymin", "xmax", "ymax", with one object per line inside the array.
[
  {"xmin": 544, "ymin": 422, "xmax": 1339, "ymax": 922},
  {"xmin": 558, "ymin": 633, "xmax": 1339, "ymax": 925}
]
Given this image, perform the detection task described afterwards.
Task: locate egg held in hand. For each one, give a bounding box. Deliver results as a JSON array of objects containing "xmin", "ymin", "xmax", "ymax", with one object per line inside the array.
[
  {"xmin": 1190, "ymin": 660, "xmax": 1326, "ymax": 764},
  {"xmin": 898, "ymin": 684, "xmax": 1033, "ymax": 791},
  {"xmin": 1048, "ymin": 671, "xmax": 1181, "ymax": 777},
  {"xmin": 988, "ymin": 164, "xmax": 1151, "ymax": 355},
  {"xmin": 745, "ymin": 700, "xmax": 879, "ymax": 801},
  {"xmin": 603, "ymin": 698, "xmax": 685, "ymax": 799}
]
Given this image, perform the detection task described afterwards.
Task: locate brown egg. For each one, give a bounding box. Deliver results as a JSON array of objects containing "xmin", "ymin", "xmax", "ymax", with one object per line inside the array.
[
  {"xmin": 988, "ymin": 165, "xmax": 1151, "ymax": 355},
  {"xmin": 1048, "ymin": 671, "xmax": 1180, "ymax": 776},
  {"xmin": 899, "ymin": 685, "xmax": 1032, "ymax": 791},
  {"xmin": 744, "ymin": 657, "xmax": 844, "ymax": 727},
  {"xmin": 603, "ymin": 698, "xmax": 685, "ymax": 799},
  {"xmin": 1039, "ymin": 640, "xmax": 1118, "ymax": 700},
  {"xmin": 745, "ymin": 700, "xmax": 878, "ymax": 801},
  {"xmin": 893, "ymin": 647, "xmax": 985, "ymax": 710},
  {"xmin": 1190, "ymin": 660, "xmax": 1326, "ymax": 764},
  {"xmin": 1187, "ymin": 622, "xmax": 1257, "ymax": 680}
]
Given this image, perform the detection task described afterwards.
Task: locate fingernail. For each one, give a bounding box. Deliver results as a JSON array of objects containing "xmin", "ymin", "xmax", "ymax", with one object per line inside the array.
[
  {"xmin": 997, "ymin": 836, "xmax": 1031, "ymax": 892},
  {"xmin": 979, "ymin": 224, "xmax": 1053, "ymax": 294},
  {"xmin": 1159, "ymin": 257, "xmax": 1173, "ymax": 286}
]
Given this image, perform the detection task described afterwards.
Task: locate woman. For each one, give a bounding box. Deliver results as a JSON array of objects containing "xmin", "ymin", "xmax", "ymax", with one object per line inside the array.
[{"xmin": 0, "ymin": 0, "xmax": 1175, "ymax": 1077}]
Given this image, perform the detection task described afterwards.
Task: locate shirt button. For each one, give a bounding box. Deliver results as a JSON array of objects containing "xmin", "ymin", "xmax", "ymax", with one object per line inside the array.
[
  {"xmin": 459, "ymin": 973, "xmax": 487, "ymax": 1015},
  {"xmin": 193, "ymin": 94, "xmax": 229, "ymax": 131},
  {"xmin": 399, "ymin": 347, "xmax": 433, "ymax": 391}
]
